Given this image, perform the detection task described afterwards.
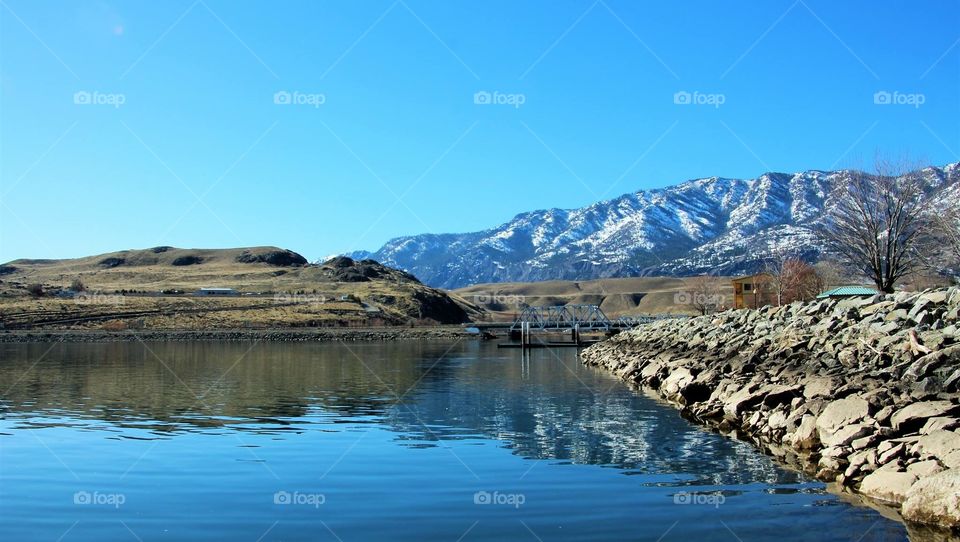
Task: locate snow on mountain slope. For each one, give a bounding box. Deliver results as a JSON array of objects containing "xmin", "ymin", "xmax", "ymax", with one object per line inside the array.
[{"xmin": 350, "ymin": 164, "xmax": 960, "ymax": 288}]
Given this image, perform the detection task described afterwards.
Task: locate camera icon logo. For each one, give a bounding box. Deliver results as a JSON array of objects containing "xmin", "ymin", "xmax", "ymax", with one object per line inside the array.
[
  {"xmin": 474, "ymin": 91, "xmax": 492, "ymax": 105},
  {"xmin": 673, "ymin": 91, "xmax": 692, "ymax": 105},
  {"xmin": 873, "ymin": 91, "xmax": 891, "ymax": 105},
  {"xmin": 473, "ymin": 491, "xmax": 491, "ymax": 504},
  {"xmin": 673, "ymin": 291, "xmax": 692, "ymax": 305},
  {"xmin": 73, "ymin": 91, "xmax": 92, "ymax": 105},
  {"xmin": 274, "ymin": 91, "xmax": 292, "ymax": 105},
  {"xmin": 273, "ymin": 490, "xmax": 291, "ymax": 504},
  {"xmin": 74, "ymin": 491, "xmax": 92, "ymax": 504}
]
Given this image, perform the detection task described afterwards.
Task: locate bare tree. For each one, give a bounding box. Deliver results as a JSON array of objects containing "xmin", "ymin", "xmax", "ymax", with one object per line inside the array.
[
  {"xmin": 764, "ymin": 252, "xmax": 793, "ymax": 306},
  {"xmin": 932, "ymin": 196, "xmax": 960, "ymax": 270},
  {"xmin": 686, "ymin": 275, "xmax": 726, "ymax": 315},
  {"xmin": 812, "ymin": 260, "xmax": 844, "ymax": 292},
  {"xmin": 818, "ymin": 159, "xmax": 934, "ymax": 293},
  {"xmin": 764, "ymin": 253, "xmax": 820, "ymax": 305}
]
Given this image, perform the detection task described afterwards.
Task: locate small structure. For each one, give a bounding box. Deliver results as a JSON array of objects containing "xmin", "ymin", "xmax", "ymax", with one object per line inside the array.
[
  {"xmin": 732, "ymin": 273, "xmax": 775, "ymax": 309},
  {"xmin": 816, "ymin": 286, "xmax": 878, "ymax": 299},
  {"xmin": 194, "ymin": 287, "xmax": 238, "ymax": 297}
]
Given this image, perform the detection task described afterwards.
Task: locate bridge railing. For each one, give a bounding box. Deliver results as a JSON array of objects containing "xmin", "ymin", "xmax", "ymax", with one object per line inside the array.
[{"xmin": 510, "ymin": 305, "xmax": 689, "ymax": 332}]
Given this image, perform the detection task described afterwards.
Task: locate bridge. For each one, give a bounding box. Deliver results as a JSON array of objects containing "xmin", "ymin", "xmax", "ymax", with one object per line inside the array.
[
  {"xmin": 499, "ymin": 305, "xmax": 686, "ymax": 347},
  {"xmin": 509, "ymin": 304, "xmax": 619, "ymax": 332}
]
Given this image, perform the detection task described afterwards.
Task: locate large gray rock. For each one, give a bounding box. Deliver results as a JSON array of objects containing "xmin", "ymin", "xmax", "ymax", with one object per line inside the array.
[
  {"xmin": 817, "ymin": 396, "xmax": 870, "ymax": 443},
  {"xmin": 661, "ymin": 367, "xmax": 695, "ymax": 399},
  {"xmin": 906, "ymin": 459, "xmax": 943, "ymax": 478},
  {"xmin": 859, "ymin": 470, "xmax": 917, "ymax": 504},
  {"xmin": 822, "ymin": 423, "xmax": 873, "ymax": 448},
  {"xmin": 891, "ymin": 401, "xmax": 959, "ymax": 432},
  {"xmin": 902, "ymin": 470, "xmax": 960, "ymax": 528},
  {"xmin": 802, "ymin": 376, "xmax": 838, "ymax": 399},
  {"xmin": 914, "ymin": 430, "xmax": 960, "ymax": 469},
  {"xmin": 790, "ymin": 414, "xmax": 820, "ymax": 449},
  {"xmin": 921, "ymin": 417, "xmax": 959, "ymax": 435},
  {"xmin": 722, "ymin": 386, "xmax": 765, "ymax": 419}
]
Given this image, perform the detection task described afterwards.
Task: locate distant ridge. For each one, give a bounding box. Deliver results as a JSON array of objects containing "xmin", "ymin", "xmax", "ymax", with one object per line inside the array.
[{"xmin": 351, "ymin": 163, "xmax": 960, "ymax": 288}]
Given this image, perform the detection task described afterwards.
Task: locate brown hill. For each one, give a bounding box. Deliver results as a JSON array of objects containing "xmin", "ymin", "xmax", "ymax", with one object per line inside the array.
[
  {"xmin": 0, "ymin": 247, "xmax": 481, "ymax": 329},
  {"xmin": 454, "ymin": 276, "xmax": 735, "ymax": 320}
]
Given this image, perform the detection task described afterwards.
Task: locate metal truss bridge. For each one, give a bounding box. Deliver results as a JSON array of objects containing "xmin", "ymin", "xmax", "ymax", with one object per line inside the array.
[{"xmin": 508, "ymin": 304, "xmax": 650, "ymax": 332}]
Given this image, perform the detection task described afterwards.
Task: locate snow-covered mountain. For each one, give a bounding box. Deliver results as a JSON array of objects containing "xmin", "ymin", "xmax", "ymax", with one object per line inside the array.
[{"xmin": 351, "ymin": 164, "xmax": 960, "ymax": 289}]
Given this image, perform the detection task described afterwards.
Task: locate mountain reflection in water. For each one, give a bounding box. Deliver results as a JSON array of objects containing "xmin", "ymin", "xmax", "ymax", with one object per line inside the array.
[{"xmin": 0, "ymin": 341, "xmax": 917, "ymax": 542}]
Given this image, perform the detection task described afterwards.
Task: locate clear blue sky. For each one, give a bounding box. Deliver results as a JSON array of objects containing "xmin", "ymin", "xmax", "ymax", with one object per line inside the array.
[{"xmin": 1, "ymin": 0, "xmax": 958, "ymax": 262}]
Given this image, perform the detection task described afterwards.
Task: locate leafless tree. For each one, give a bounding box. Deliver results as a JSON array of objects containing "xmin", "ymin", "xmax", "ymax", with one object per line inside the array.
[
  {"xmin": 932, "ymin": 197, "xmax": 960, "ymax": 270},
  {"xmin": 764, "ymin": 251, "xmax": 793, "ymax": 306},
  {"xmin": 686, "ymin": 274, "xmax": 726, "ymax": 315},
  {"xmin": 812, "ymin": 260, "xmax": 844, "ymax": 292},
  {"xmin": 764, "ymin": 252, "xmax": 820, "ymax": 305},
  {"xmin": 818, "ymin": 159, "xmax": 935, "ymax": 293}
]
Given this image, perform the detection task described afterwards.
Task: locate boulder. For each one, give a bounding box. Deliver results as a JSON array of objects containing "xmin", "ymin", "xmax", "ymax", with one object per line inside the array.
[
  {"xmin": 817, "ymin": 396, "xmax": 870, "ymax": 443},
  {"xmin": 920, "ymin": 417, "xmax": 959, "ymax": 435},
  {"xmin": 921, "ymin": 291, "xmax": 949, "ymax": 304},
  {"xmin": 760, "ymin": 384, "xmax": 803, "ymax": 408},
  {"xmin": 906, "ymin": 459, "xmax": 943, "ymax": 478},
  {"xmin": 661, "ymin": 368, "xmax": 695, "ymax": 399},
  {"xmin": 859, "ymin": 470, "xmax": 917, "ymax": 504},
  {"xmin": 791, "ymin": 414, "xmax": 820, "ymax": 449},
  {"xmin": 890, "ymin": 401, "xmax": 959, "ymax": 433},
  {"xmin": 722, "ymin": 386, "xmax": 766, "ymax": 419},
  {"xmin": 914, "ymin": 430, "xmax": 960, "ymax": 469},
  {"xmin": 822, "ymin": 423, "xmax": 873, "ymax": 448},
  {"xmin": 902, "ymin": 470, "xmax": 960, "ymax": 528},
  {"xmin": 767, "ymin": 409, "xmax": 788, "ymax": 430},
  {"xmin": 885, "ymin": 309, "xmax": 908, "ymax": 322},
  {"xmin": 802, "ymin": 376, "xmax": 838, "ymax": 399}
]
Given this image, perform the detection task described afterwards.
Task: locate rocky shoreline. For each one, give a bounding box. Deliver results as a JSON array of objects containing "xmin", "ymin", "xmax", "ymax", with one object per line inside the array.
[
  {"xmin": 0, "ymin": 326, "xmax": 476, "ymax": 343},
  {"xmin": 582, "ymin": 288, "xmax": 960, "ymax": 532}
]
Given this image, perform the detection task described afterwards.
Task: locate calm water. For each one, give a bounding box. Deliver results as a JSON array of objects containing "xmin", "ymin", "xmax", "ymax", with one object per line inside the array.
[{"xmin": 0, "ymin": 340, "xmax": 910, "ymax": 541}]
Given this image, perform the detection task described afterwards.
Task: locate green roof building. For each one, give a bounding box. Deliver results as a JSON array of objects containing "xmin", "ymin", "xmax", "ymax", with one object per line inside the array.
[{"xmin": 816, "ymin": 286, "xmax": 879, "ymax": 299}]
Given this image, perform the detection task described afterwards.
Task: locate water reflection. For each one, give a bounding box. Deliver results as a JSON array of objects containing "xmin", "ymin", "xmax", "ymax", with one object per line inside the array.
[
  {"xmin": 0, "ymin": 340, "xmax": 917, "ymax": 541},
  {"xmin": 2, "ymin": 341, "xmax": 798, "ymax": 485}
]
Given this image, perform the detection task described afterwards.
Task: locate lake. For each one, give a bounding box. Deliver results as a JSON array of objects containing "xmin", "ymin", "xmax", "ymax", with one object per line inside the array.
[{"xmin": 0, "ymin": 340, "xmax": 910, "ymax": 541}]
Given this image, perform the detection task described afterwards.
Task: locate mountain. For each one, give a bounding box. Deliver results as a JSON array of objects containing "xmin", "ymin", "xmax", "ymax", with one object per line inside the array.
[{"xmin": 353, "ymin": 164, "xmax": 960, "ymax": 289}]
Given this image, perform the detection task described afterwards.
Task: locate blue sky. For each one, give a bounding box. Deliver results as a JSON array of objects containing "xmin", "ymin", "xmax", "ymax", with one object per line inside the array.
[{"xmin": 1, "ymin": 0, "xmax": 958, "ymax": 262}]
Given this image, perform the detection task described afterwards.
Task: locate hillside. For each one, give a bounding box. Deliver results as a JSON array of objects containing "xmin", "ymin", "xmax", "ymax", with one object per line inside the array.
[
  {"xmin": 455, "ymin": 276, "xmax": 735, "ymax": 320},
  {"xmin": 0, "ymin": 247, "xmax": 480, "ymax": 329},
  {"xmin": 353, "ymin": 163, "xmax": 960, "ymax": 288}
]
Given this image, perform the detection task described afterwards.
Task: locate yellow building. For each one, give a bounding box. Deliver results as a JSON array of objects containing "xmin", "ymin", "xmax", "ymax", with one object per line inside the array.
[{"xmin": 732, "ymin": 273, "xmax": 775, "ymax": 309}]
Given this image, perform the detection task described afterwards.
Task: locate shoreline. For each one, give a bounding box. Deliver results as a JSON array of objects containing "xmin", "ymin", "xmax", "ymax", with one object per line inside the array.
[
  {"xmin": 581, "ymin": 287, "xmax": 960, "ymax": 532},
  {"xmin": 0, "ymin": 326, "xmax": 478, "ymax": 343}
]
